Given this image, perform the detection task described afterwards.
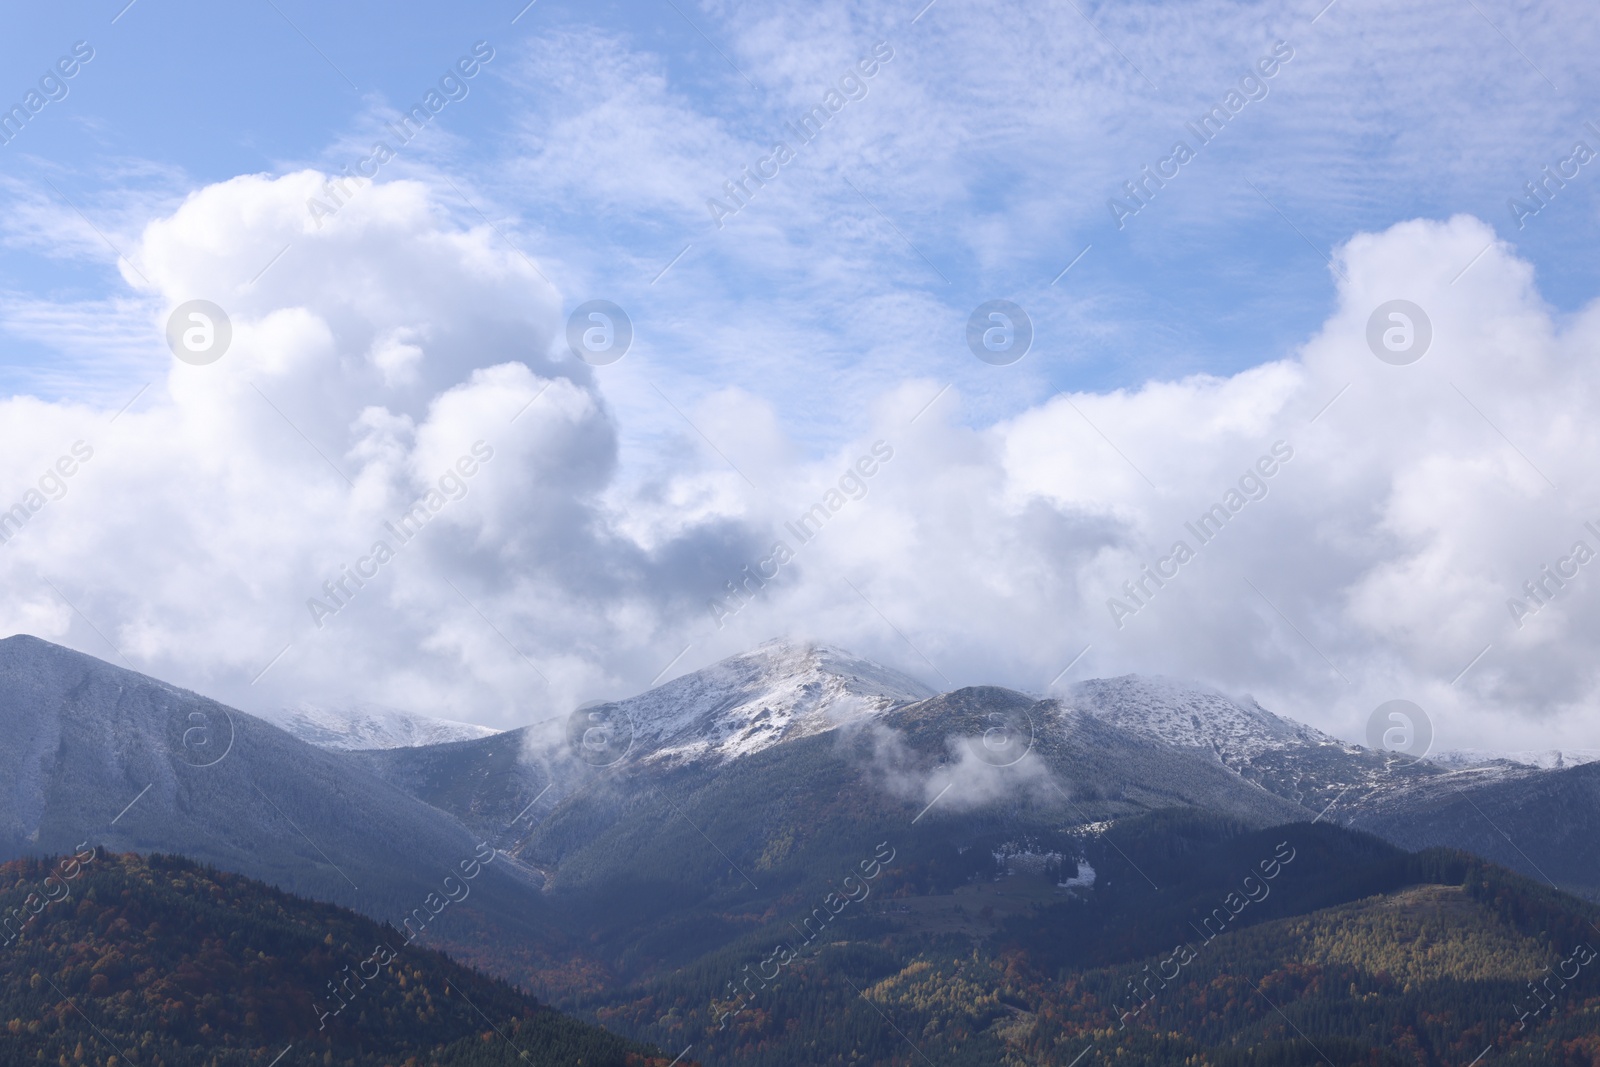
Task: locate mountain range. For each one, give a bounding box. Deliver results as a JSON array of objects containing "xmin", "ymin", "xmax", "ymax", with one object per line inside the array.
[{"xmin": 4, "ymin": 632, "xmax": 1600, "ymax": 1064}]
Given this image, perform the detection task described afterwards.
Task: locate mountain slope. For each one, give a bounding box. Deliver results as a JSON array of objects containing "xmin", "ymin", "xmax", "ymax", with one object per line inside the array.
[
  {"xmin": 0, "ymin": 849, "xmax": 667, "ymax": 1067},
  {"xmin": 1348, "ymin": 758, "xmax": 1600, "ymax": 900},
  {"xmin": 447, "ymin": 687, "xmax": 1317, "ymax": 993},
  {"xmin": 1064, "ymin": 675, "xmax": 1336, "ymax": 758},
  {"xmin": 997, "ymin": 840, "xmax": 1600, "ymax": 1067},
  {"xmin": 0, "ymin": 635, "xmax": 551, "ymax": 957},
  {"xmin": 617, "ymin": 639, "xmax": 939, "ymax": 764},
  {"xmin": 349, "ymin": 639, "xmax": 939, "ymax": 837},
  {"xmin": 1064, "ymin": 674, "xmax": 1448, "ymax": 816},
  {"xmin": 1059, "ymin": 674, "xmax": 1600, "ymax": 903},
  {"xmin": 257, "ymin": 701, "xmax": 500, "ymax": 750}
]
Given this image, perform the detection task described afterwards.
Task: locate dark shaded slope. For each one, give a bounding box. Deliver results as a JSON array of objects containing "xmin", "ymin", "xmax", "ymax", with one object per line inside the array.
[
  {"xmin": 1348, "ymin": 759, "xmax": 1600, "ymax": 901},
  {"xmin": 0, "ymin": 850, "xmax": 669, "ymax": 1067},
  {"xmin": 580, "ymin": 814, "xmax": 1600, "ymax": 1066},
  {"xmin": 346, "ymin": 726, "xmax": 545, "ymax": 843},
  {"xmin": 1001, "ymin": 846, "xmax": 1600, "ymax": 1066}
]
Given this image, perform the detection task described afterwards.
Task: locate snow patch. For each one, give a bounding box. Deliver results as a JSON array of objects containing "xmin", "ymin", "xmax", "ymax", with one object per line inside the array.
[
  {"xmin": 1059, "ymin": 860, "xmax": 1095, "ymax": 890},
  {"xmin": 1428, "ymin": 748, "xmax": 1600, "ymax": 771}
]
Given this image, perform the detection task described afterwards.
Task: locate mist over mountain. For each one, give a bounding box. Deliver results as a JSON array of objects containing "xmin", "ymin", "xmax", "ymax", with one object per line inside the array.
[{"xmin": 1429, "ymin": 748, "xmax": 1600, "ymax": 771}]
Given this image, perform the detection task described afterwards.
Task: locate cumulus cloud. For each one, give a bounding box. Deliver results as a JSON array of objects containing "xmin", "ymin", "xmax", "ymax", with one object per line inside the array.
[
  {"xmin": 1, "ymin": 164, "xmax": 1597, "ymax": 757},
  {"xmin": 606, "ymin": 211, "xmax": 1600, "ymax": 758},
  {"xmin": 0, "ymin": 170, "xmax": 745, "ymax": 721}
]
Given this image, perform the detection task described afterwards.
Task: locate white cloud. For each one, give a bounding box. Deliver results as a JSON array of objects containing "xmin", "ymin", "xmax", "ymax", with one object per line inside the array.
[
  {"xmin": 851, "ymin": 719, "xmax": 1063, "ymax": 817},
  {"xmin": 649, "ymin": 213, "xmax": 1600, "ymax": 757},
  {"xmin": 2, "ymin": 163, "xmax": 1599, "ymax": 757}
]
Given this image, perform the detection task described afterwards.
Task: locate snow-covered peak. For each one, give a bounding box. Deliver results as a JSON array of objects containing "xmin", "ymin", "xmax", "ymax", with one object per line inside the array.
[
  {"xmin": 258, "ymin": 702, "xmax": 500, "ymax": 751},
  {"xmin": 1064, "ymin": 675, "xmax": 1340, "ymax": 761},
  {"xmin": 616, "ymin": 639, "xmax": 937, "ymax": 764},
  {"xmin": 1428, "ymin": 748, "xmax": 1600, "ymax": 771}
]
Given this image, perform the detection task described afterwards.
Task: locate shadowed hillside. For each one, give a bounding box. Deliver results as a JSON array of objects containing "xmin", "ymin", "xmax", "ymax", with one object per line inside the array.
[{"xmin": 0, "ymin": 849, "xmax": 672, "ymax": 1067}]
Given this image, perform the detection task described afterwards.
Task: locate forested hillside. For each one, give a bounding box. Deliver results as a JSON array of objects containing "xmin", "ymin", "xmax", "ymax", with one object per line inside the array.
[
  {"xmin": 576, "ymin": 814, "xmax": 1600, "ymax": 1066},
  {"xmin": 0, "ymin": 850, "xmax": 671, "ymax": 1067}
]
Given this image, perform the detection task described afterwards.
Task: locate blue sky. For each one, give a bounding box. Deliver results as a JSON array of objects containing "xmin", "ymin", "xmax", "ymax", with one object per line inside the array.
[
  {"xmin": 2, "ymin": 0, "xmax": 1600, "ymax": 750},
  {"xmin": 6, "ymin": 0, "xmax": 1597, "ymax": 417}
]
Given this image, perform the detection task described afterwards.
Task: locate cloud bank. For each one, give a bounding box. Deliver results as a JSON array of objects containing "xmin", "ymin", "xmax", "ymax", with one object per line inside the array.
[{"xmin": 1, "ymin": 166, "xmax": 1597, "ymax": 755}]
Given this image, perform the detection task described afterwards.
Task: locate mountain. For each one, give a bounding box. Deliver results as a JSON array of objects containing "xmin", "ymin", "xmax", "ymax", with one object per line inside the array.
[
  {"xmin": 1346, "ymin": 758, "xmax": 1600, "ymax": 901},
  {"xmin": 10, "ymin": 629, "xmax": 1597, "ymax": 915},
  {"xmin": 995, "ymin": 828, "xmax": 1600, "ymax": 1067},
  {"xmin": 618, "ymin": 639, "xmax": 939, "ymax": 764},
  {"xmin": 1055, "ymin": 674, "xmax": 1600, "ymax": 904},
  {"xmin": 10, "ymin": 632, "xmax": 1600, "ymax": 1065},
  {"xmin": 1062, "ymin": 674, "xmax": 1446, "ymax": 817},
  {"xmin": 348, "ymin": 639, "xmax": 940, "ymax": 838},
  {"xmin": 0, "ymin": 848, "xmax": 668, "ymax": 1067},
  {"xmin": 337, "ymin": 677, "xmax": 1353, "ymax": 1016},
  {"xmin": 350, "ymin": 663, "xmax": 1317, "ymax": 895},
  {"xmin": 0, "ymin": 634, "xmax": 555, "ymax": 967},
  {"xmin": 256, "ymin": 701, "xmax": 501, "ymax": 750},
  {"xmin": 1063, "ymin": 675, "xmax": 1336, "ymax": 758},
  {"xmin": 1430, "ymin": 747, "xmax": 1600, "ymax": 771}
]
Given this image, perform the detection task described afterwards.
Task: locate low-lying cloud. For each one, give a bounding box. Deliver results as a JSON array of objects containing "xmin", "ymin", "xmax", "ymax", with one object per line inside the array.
[{"xmin": 851, "ymin": 720, "xmax": 1063, "ymax": 818}]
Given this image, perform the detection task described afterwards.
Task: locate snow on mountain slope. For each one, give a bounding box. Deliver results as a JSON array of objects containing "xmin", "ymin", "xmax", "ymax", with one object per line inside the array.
[
  {"xmin": 343, "ymin": 641, "xmax": 942, "ymax": 837},
  {"xmin": 0, "ymin": 635, "xmax": 529, "ymax": 926},
  {"xmin": 613, "ymin": 639, "xmax": 938, "ymax": 764},
  {"xmin": 1064, "ymin": 675, "xmax": 1343, "ymax": 761},
  {"xmin": 256, "ymin": 702, "xmax": 500, "ymax": 750},
  {"xmin": 1428, "ymin": 749, "xmax": 1600, "ymax": 771}
]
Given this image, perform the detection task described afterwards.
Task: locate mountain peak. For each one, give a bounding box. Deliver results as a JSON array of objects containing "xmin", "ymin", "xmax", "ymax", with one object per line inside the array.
[
  {"xmin": 1065, "ymin": 673, "xmax": 1339, "ymax": 761},
  {"xmin": 0, "ymin": 634, "xmax": 199, "ymax": 710},
  {"xmin": 618, "ymin": 638, "xmax": 938, "ymax": 764},
  {"xmin": 0, "ymin": 632, "xmax": 131, "ymax": 673}
]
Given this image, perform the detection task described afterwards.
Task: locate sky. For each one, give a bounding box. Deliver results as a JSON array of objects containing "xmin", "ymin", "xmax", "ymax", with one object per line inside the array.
[{"xmin": 1, "ymin": 0, "xmax": 1599, "ymax": 754}]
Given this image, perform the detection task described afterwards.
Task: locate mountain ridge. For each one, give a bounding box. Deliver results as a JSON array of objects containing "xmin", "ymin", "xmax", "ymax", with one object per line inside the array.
[
  {"xmin": 256, "ymin": 700, "xmax": 501, "ymax": 750},
  {"xmin": 0, "ymin": 633, "xmax": 560, "ymax": 959}
]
